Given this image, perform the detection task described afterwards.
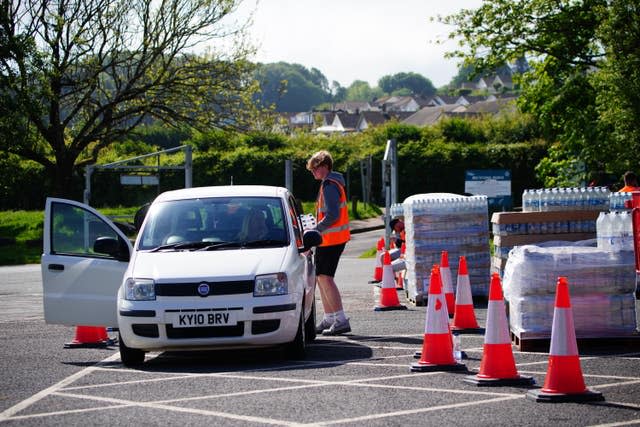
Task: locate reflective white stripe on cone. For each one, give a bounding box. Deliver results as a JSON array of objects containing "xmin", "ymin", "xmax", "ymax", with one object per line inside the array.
[
  {"xmin": 527, "ymin": 277, "xmax": 604, "ymax": 402},
  {"xmin": 374, "ymin": 250, "xmax": 406, "ymax": 311},
  {"xmin": 464, "ymin": 273, "xmax": 533, "ymax": 386},
  {"xmin": 451, "ymin": 256, "xmax": 483, "ymax": 333},
  {"xmin": 411, "ymin": 265, "xmax": 466, "ymax": 372},
  {"xmin": 440, "ymin": 251, "xmax": 455, "ymax": 316}
]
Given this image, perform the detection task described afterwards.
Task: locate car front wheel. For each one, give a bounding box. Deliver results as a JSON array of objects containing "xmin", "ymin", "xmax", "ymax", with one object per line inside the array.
[
  {"xmin": 304, "ymin": 299, "xmax": 316, "ymax": 342},
  {"xmin": 119, "ymin": 333, "xmax": 145, "ymax": 367},
  {"xmin": 284, "ymin": 306, "xmax": 306, "ymax": 360}
]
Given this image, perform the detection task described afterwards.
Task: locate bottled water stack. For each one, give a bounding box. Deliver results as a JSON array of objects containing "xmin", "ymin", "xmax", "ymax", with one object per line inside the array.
[
  {"xmin": 300, "ymin": 214, "xmax": 317, "ymax": 232},
  {"xmin": 609, "ymin": 192, "xmax": 633, "ymax": 211},
  {"xmin": 389, "ymin": 203, "xmax": 403, "ymax": 218},
  {"xmin": 503, "ymin": 243, "xmax": 637, "ymax": 338},
  {"xmin": 596, "ymin": 211, "xmax": 633, "ymax": 251},
  {"xmin": 522, "ymin": 187, "xmax": 610, "ymax": 212},
  {"xmin": 403, "ymin": 193, "xmax": 490, "ymax": 300}
]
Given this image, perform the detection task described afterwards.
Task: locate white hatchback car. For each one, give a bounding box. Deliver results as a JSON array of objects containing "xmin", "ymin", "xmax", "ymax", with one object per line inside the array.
[{"xmin": 41, "ymin": 185, "xmax": 321, "ymax": 366}]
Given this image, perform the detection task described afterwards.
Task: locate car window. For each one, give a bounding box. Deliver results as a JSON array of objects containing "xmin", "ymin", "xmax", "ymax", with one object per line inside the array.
[
  {"xmin": 288, "ymin": 195, "xmax": 304, "ymax": 248},
  {"xmin": 50, "ymin": 202, "xmax": 121, "ymax": 258},
  {"xmin": 138, "ymin": 196, "xmax": 289, "ymax": 250}
]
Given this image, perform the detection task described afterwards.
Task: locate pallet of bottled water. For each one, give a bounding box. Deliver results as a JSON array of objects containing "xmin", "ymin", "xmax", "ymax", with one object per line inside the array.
[
  {"xmin": 503, "ymin": 241, "xmax": 637, "ymax": 339},
  {"xmin": 403, "ymin": 193, "xmax": 490, "ymax": 304}
]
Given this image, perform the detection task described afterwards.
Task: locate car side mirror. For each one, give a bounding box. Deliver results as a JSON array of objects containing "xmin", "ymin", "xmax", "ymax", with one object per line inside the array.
[
  {"xmin": 300, "ymin": 230, "xmax": 322, "ymax": 252},
  {"xmin": 94, "ymin": 236, "xmax": 130, "ymax": 262}
]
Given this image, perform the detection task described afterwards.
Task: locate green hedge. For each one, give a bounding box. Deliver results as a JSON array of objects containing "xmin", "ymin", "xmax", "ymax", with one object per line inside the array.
[{"xmin": 2, "ymin": 113, "xmax": 550, "ymax": 210}]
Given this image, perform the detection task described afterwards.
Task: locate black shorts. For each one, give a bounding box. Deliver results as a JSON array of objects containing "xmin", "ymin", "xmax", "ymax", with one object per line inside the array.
[{"xmin": 314, "ymin": 243, "xmax": 346, "ymax": 277}]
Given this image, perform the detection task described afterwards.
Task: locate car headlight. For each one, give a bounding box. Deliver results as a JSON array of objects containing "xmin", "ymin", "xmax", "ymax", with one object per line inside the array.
[
  {"xmin": 254, "ymin": 273, "xmax": 288, "ymax": 297},
  {"xmin": 125, "ymin": 278, "xmax": 156, "ymax": 301}
]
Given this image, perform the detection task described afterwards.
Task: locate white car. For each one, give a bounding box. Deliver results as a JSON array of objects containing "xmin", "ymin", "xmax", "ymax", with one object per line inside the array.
[{"xmin": 41, "ymin": 185, "xmax": 321, "ymax": 366}]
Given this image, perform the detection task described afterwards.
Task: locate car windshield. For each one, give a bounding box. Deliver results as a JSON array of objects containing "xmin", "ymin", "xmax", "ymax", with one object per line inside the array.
[{"xmin": 138, "ymin": 196, "xmax": 289, "ymax": 251}]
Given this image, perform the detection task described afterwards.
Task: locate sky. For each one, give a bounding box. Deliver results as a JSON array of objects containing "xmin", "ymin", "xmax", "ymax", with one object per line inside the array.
[{"xmin": 228, "ymin": 0, "xmax": 484, "ymax": 89}]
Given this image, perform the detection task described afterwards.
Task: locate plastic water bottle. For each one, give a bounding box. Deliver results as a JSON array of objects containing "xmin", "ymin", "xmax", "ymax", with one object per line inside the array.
[
  {"xmin": 596, "ymin": 212, "xmax": 606, "ymax": 249},
  {"xmin": 618, "ymin": 211, "xmax": 632, "ymax": 250},
  {"xmin": 452, "ymin": 332, "xmax": 462, "ymax": 363},
  {"xmin": 522, "ymin": 189, "xmax": 532, "ymax": 212}
]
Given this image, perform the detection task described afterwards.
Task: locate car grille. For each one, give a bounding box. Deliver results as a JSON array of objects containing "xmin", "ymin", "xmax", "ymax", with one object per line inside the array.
[
  {"xmin": 156, "ymin": 280, "xmax": 253, "ymax": 297},
  {"xmin": 166, "ymin": 323, "xmax": 245, "ymax": 338}
]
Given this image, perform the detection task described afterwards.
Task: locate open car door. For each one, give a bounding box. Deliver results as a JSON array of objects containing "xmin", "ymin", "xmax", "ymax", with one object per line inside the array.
[{"xmin": 41, "ymin": 198, "xmax": 133, "ymax": 328}]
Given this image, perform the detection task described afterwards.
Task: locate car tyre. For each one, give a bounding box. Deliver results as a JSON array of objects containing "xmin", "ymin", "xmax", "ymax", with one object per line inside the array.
[
  {"xmin": 304, "ymin": 299, "xmax": 316, "ymax": 342},
  {"xmin": 119, "ymin": 333, "xmax": 145, "ymax": 367},
  {"xmin": 284, "ymin": 306, "xmax": 306, "ymax": 360}
]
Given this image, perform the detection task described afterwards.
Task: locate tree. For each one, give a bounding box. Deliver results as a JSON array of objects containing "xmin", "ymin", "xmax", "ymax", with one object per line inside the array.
[
  {"xmin": 378, "ymin": 72, "xmax": 435, "ymax": 97},
  {"xmin": 254, "ymin": 62, "xmax": 331, "ymax": 112},
  {"xmin": 0, "ymin": 0, "xmax": 258, "ymax": 197},
  {"xmin": 345, "ymin": 80, "xmax": 383, "ymax": 102},
  {"xmin": 440, "ymin": 0, "xmax": 640, "ymax": 186},
  {"xmin": 593, "ymin": 0, "xmax": 640, "ymax": 173}
]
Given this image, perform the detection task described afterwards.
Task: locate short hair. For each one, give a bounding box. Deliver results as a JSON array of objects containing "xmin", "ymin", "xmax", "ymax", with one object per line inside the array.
[
  {"xmin": 389, "ymin": 218, "xmax": 400, "ymax": 230},
  {"xmin": 306, "ymin": 150, "xmax": 333, "ymax": 171},
  {"xmin": 623, "ymin": 171, "xmax": 638, "ymax": 186}
]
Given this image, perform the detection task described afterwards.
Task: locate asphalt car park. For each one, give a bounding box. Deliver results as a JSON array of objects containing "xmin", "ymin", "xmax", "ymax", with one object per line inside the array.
[{"xmin": 1, "ymin": 231, "xmax": 640, "ymax": 426}]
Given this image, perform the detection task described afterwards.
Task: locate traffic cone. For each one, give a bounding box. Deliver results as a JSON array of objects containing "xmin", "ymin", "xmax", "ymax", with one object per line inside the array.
[
  {"xmin": 411, "ymin": 265, "xmax": 466, "ymax": 372},
  {"xmin": 464, "ymin": 273, "xmax": 534, "ymax": 386},
  {"xmin": 440, "ymin": 251, "xmax": 455, "ymax": 316},
  {"xmin": 527, "ymin": 277, "xmax": 604, "ymax": 402},
  {"xmin": 451, "ymin": 256, "xmax": 484, "ymax": 334},
  {"xmin": 396, "ymin": 270, "xmax": 404, "ymax": 290},
  {"xmin": 64, "ymin": 326, "xmax": 113, "ymax": 348},
  {"xmin": 374, "ymin": 251, "xmax": 407, "ymax": 311},
  {"xmin": 369, "ymin": 237, "xmax": 385, "ymax": 283}
]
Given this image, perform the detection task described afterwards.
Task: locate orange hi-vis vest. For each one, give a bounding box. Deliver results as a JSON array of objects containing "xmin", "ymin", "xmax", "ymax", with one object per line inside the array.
[{"xmin": 316, "ymin": 177, "xmax": 350, "ymax": 246}]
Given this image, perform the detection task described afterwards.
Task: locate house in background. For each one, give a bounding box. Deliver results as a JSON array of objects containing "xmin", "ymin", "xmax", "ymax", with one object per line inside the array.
[
  {"xmin": 329, "ymin": 101, "xmax": 375, "ymax": 114},
  {"xmin": 402, "ymin": 105, "xmax": 467, "ymax": 127},
  {"xmin": 355, "ymin": 111, "xmax": 413, "ymax": 131}
]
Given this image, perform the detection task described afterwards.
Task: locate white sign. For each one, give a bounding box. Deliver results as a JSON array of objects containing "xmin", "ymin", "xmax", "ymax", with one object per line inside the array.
[{"xmin": 120, "ymin": 175, "xmax": 159, "ymax": 186}]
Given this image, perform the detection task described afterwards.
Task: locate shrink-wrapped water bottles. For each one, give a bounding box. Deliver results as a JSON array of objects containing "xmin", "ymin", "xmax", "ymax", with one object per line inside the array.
[
  {"xmin": 403, "ymin": 193, "xmax": 490, "ymax": 301},
  {"xmin": 522, "ymin": 187, "xmax": 610, "ymax": 212},
  {"xmin": 596, "ymin": 211, "xmax": 633, "ymax": 251}
]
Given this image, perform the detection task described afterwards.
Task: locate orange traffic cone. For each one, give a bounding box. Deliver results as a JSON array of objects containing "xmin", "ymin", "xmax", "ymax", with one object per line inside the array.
[
  {"xmin": 451, "ymin": 256, "xmax": 484, "ymax": 334},
  {"xmin": 369, "ymin": 237, "xmax": 385, "ymax": 283},
  {"xmin": 374, "ymin": 251, "xmax": 407, "ymax": 311},
  {"xmin": 395, "ymin": 270, "xmax": 404, "ymax": 290},
  {"xmin": 464, "ymin": 273, "xmax": 534, "ymax": 386},
  {"xmin": 411, "ymin": 265, "xmax": 466, "ymax": 372},
  {"xmin": 440, "ymin": 251, "xmax": 455, "ymax": 316},
  {"xmin": 527, "ymin": 277, "xmax": 604, "ymax": 402},
  {"xmin": 64, "ymin": 326, "xmax": 113, "ymax": 348}
]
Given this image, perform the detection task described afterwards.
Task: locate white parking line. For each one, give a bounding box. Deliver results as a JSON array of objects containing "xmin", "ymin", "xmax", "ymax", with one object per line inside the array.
[
  {"xmin": 3, "ymin": 337, "xmax": 639, "ymax": 425},
  {"xmin": 306, "ymin": 395, "xmax": 524, "ymax": 426},
  {"xmin": 0, "ymin": 352, "xmax": 121, "ymax": 422}
]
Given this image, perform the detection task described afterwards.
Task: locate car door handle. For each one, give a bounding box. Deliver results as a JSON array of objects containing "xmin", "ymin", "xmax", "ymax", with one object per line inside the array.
[{"xmin": 48, "ymin": 264, "xmax": 65, "ymax": 271}]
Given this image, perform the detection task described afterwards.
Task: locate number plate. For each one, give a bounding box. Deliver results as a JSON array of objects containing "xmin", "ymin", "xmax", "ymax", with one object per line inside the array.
[{"xmin": 168, "ymin": 311, "xmax": 237, "ymax": 328}]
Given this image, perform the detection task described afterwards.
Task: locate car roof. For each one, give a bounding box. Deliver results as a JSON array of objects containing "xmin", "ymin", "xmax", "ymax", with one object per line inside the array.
[{"xmin": 153, "ymin": 185, "xmax": 289, "ymax": 203}]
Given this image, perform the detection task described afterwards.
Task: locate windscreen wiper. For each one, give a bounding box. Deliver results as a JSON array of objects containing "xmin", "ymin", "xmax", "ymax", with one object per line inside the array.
[
  {"xmin": 196, "ymin": 241, "xmax": 243, "ymax": 251},
  {"xmin": 149, "ymin": 241, "xmax": 214, "ymax": 252}
]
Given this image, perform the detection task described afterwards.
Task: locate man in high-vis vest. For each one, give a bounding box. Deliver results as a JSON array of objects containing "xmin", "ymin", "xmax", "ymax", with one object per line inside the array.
[
  {"xmin": 307, "ymin": 150, "xmax": 352, "ymax": 335},
  {"xmin": 619, "ymin": 171, "xmax": 640, "ymax": 193}
]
